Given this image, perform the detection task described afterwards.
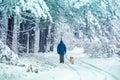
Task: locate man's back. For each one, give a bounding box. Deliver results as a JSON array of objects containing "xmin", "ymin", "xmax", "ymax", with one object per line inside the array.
[{"xmin": 57, "ymin": 41, "xmax": 66, "ymax": 55}]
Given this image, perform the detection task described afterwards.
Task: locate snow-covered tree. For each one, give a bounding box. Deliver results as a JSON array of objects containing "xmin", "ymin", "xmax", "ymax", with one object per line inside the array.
[
  {"xmin": 0, "ymin": 0, "xmax": 120, "ymax": 57},
  {"xmin": 45, "ymin": 0, "xmax": 120, "ymax": 57},
  {"xmin": 0, "ymin": 0, "xmax": 54, "ymax": 53}
]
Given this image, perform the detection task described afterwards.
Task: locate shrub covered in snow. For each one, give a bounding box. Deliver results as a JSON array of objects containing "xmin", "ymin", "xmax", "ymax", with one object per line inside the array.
[
  {"xmin": 84, "ymin": 41, "xmax": 120, "ymax": 58},
  {"xmin": 0, "ymin": 41, "xmax": 25, "ymax": 66}
]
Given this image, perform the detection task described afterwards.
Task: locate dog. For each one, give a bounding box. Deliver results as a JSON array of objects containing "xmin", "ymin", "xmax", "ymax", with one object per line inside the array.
[{"xmin": 70, "ymin": 56, "xmax": 74, "ymax": 64}]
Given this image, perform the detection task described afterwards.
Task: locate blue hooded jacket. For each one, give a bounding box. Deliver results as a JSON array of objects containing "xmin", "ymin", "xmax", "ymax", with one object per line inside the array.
[{"xmin": 57, "ymin": 41, "xmax": 66, "ymax": 55}]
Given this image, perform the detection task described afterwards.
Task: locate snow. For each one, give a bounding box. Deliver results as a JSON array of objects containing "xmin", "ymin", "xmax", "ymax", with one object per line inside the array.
[
  {"xmin": 0, "ymin": 41, "xmax": 24, "ymax": 66},
  {"xmin": 18, "ymin": 0, "xmax": 52, "ymax": 19},
  {"xmin": 1, "ymin": 0, "xmax": 120, "ymax": 79},
  {"xmin": 67, "ymin": 47, "xmax": 87, "ymax": 58},
  {"xmin": 0, "ymin": 47, "xmax": 120, "ymax": 80}
]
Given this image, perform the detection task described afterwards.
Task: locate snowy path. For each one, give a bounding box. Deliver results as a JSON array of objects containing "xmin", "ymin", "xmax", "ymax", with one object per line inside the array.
[
  {"xmin": 57, "ymin": 54, "xmax": 120, "ymax": 80},
  {"xmin": 0, "ymin": 53, "xmax": 120, "ymax": 80},
  {"xmin": 68, "ymin": 57, "xmax": 118, "ymax": 80},
  {"xmin": 64, "ymin": 55, "xmax": 106, "ymax": 80},
  {"xmin": 78, "ymin": 59, "xmax": 118, "ymax": 80}
]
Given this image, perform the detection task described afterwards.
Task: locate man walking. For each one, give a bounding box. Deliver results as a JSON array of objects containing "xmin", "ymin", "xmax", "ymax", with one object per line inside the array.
[{"xmin": 57, "ymin": 40, "xmax": 66, "ymax": 63}]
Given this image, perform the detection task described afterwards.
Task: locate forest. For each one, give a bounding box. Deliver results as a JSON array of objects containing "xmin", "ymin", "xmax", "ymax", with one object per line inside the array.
[
  {"xmin": 0, "ymin": 0, "xmax": 120, "ymax": 57},
  {"xmin": 0, "ymin": 0, "xmax": 120, "ymax": 80}
]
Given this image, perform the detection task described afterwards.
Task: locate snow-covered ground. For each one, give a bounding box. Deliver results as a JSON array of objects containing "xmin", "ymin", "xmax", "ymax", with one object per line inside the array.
[{"xmin": 0, "ymin": 47, "xmax": 120, "ymax": 80}]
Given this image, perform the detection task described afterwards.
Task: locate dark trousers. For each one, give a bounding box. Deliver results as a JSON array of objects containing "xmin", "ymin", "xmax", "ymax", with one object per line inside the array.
[{"xmin": 59, "ymin": 54, "xmax": 64, "ymax": 63}]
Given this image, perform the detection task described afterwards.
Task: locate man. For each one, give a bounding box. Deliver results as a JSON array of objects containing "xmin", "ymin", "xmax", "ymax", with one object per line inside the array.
[{"xmin": 57, "ymin": 40, "xmax": 66, "ymax": 63}]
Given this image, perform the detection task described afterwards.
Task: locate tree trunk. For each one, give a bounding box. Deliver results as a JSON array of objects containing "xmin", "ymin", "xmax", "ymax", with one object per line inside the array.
[
  {"xmin": 7, "ymin": 17, "xmax": 14, "ymax": 49},
  {"xmin": 12, "ymin": 15, "xmax": 19, "ymax": 53},
  {"xmin": 34, "ymin": 19, "xmax": 40, "ymax": 53},
  {"xmin": 50, "ymin": 25, "xmax": 54, "ymax": 51},
  {"xmin": 46, "ymin": 22, "xmax": 54, "ymax": 52},
  {"xmin": 26, "ymin": 32, "xmax": 29, "ymax": 54},
  {"xmin": 0, "ymin": 11, "xmax": 8, "ymax": 44},
  {"xmin": 39, "ymin": 26, "xmax": 48, "ymax": 52}
]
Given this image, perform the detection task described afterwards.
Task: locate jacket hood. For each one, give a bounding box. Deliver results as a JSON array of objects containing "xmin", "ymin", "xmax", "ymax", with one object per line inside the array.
[{"xmin": 60, "ymin": 40, "xmax": 63, "ymax": 43}]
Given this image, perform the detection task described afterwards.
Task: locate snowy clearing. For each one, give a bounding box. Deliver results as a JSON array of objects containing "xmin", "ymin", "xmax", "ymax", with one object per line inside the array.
[{"xmin": 0, "ymin": 51, "xmax": 120, "ymax": 80}]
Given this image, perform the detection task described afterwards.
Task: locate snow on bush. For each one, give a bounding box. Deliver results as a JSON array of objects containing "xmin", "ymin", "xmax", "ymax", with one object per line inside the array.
[
  {"xmin": 84, "ymin": 41, "xmax": 120, "ymax": 58},
  {"xmin": 0, "ymin": 41, "xmax": 25, "ymax": 66}
]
